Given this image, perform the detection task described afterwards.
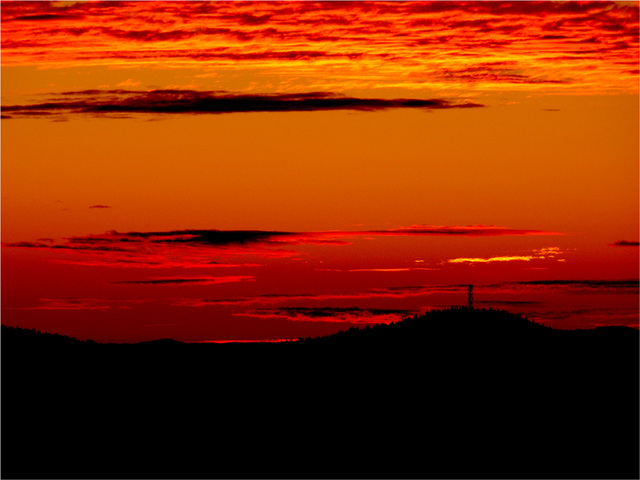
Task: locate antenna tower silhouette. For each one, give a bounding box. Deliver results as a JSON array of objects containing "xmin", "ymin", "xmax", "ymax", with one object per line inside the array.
[{"xmin": 467, "ymin": 284, "xmax": 474, "ymax": 309}]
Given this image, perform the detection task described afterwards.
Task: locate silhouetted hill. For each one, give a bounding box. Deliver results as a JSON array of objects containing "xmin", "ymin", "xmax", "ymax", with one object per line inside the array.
[
  {"xmin": 300, "ymin": 306, "xmax": 637, "ymax": 344},
  {"xmin": 299, "ymin": 306, "xmax": 550, "ymax": 347},
  {"xmin": 134, "ymin": 337, "xmax": 187, "ymax": 347},
  {"xmin": 2, "ymin": 309, "xmax": 638, "ymax": 479},
  {"xmin": 1, "ymin": 324, "xmax": 97, "ymax": 347},
  {"xmin": 4, "ymin": 307, "xmax": 636, "ymax": 348}
]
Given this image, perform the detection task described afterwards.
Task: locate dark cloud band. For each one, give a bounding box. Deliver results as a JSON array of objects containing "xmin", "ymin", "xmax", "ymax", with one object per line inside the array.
[
  {"xmin": 2, "ymin": 90, "xmax": 483, "ymax": 118},
  {"xmin": 241, "ymin": 306, "xmax": 416, "ymax": 323},
  {"xmin": 3, "ymin": 225, "xmax": 562, "ymax": 258},
  {"xmin": 610, "ymin": 240, "xmax": 639, "ymax": 247}
]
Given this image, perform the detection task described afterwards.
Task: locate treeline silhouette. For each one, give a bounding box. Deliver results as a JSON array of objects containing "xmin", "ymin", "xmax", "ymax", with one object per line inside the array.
[{"xmin": 2, "ymin": 308, "xmax": 638, "ymax": 479}]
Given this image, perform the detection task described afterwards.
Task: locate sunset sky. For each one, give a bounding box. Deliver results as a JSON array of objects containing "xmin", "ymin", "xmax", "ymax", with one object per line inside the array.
[{"xmin": 2, "ymin": 1, "xmax": 638, "ymax": 342}]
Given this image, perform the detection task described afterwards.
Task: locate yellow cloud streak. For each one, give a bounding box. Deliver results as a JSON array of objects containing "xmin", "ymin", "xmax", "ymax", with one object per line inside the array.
[
  {"xmin": 448, "ymin": 255, "xmax": 536, "ymax": 264},
  {"xmin": 448, "ymin": 247, "xmax": 565, "ymax": 264}
]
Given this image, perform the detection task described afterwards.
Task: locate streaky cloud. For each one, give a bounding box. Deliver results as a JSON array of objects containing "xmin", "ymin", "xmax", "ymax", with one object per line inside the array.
[
  {"xmin": 10, "ymin": 297, "xmax": 155, "ymax": 311},
  {"xmin": 447, "ymin": 246, "xmax": 566, "ymax": 264},
  {"xmin": 348, "ymin": 268, "xmax": 412, "ymax": 273},
  {"xmin": 14, "ymin": 298, "xmax": 112, "ymax": 311},
  {"xmin": 5, "ymin": 225, "xmax": 560, "ymax": 252},
  {"xmin": 101, "ymin": 228, "xmax": 293, "ymax": 246},
  {"xmin": 9, "ymin": 13, "xmax": 85, "ymax": 22},
  {"xmin": 2, "ymin": 1, "xmax": 637, "ymax": 95},
  {"xmin": 109, "ymin": 276, "xmax": 255, "ymax": 285},
  {"xmin": 2, "ymin": 90, "xmax": 483, "ymax": 118},
  {"xmin": 174, "ymin": 284, "xmax": 469, "ymax": 308},
  {"xmin": 3, "ymin": 225, "xmax": 563, "ymax": 268},
  {"xmin": 476, "ymin": 300, "xmax": 542, "ymax": 306},
  {"xmin": 359, "ymin": 225, "xmax": 563, "ymax": 237},
  {"xmin": 238, "ymin": 306, "xmax": 416, "ymax": 323},
  {"xmin": 609, "ymin": 240, "xmax": 639, "ymax": 247},
  {"xmin": 2, "ymin": 240, "xmax": 132, "ymax": 253},
  {"xmin": 496, "ymin": 279, "xmax": 639, "ymax": 294},
  {"xmin": 448, "ymin": 255, "xmax": 535, "ymax": 264}
]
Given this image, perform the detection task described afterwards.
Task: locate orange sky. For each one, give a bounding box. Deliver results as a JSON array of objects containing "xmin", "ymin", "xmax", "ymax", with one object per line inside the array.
[{"xmin": 2, "ymin": 2, "xmax": 638, "ymax": 342}]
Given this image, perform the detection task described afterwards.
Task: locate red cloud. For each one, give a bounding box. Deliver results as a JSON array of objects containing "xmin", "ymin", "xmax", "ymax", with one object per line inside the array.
[
  {"xmin": 109, "ymin": 276, "xmax": 255, "ymax": 286},
  {"xmin": 237, "ymin": 306, "xmax": 415, "ymax": 324},
  {"xmin": 173, "ymin": 284, "xmax": 469, "ymax": 308},
  {"xmin": 1, "ymin": 1, "xmax": 637, "ymax": 94},
  {"xmin": 3, "ymin": 224, "xmax": 563, "ymax": 268}
]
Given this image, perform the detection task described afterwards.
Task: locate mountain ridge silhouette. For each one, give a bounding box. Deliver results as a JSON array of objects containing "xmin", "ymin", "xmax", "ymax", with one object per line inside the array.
[
  {"xmin": 2, "ymin": 307, "xmax": 638, "ymax": 479},
  {"xmin": 3, "ymin": 306, "xmax": 636, "ymax": 346}
]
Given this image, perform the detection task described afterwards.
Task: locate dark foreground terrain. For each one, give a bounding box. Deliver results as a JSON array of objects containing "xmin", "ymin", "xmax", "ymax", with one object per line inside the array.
[{"xmin": 2, "ymin": 308, "xmax": 639, "ymax": 479}]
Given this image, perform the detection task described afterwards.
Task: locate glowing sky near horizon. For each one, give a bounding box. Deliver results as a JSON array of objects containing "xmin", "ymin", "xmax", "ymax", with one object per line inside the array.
[{"xmin": 1, "ymin": 1, "xmax": 638, "ymax": 342}]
